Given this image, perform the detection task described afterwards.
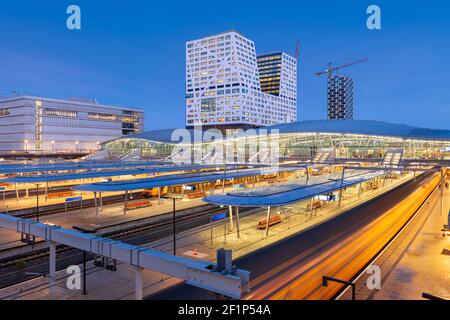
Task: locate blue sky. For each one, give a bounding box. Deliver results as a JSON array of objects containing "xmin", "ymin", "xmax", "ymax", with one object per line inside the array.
[{"xmin": 0, "ymin": 0, "xmax": 449, "ymax": 130}]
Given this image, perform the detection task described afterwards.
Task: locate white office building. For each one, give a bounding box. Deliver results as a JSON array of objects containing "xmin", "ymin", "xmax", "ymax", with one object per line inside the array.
[
  {"xmin": 185, "ymin": 30, "xmax": 297, "ymax": 130},
  {"xmin": 0, "ymin": 95, "xmax": 144, "ymax": 153}
]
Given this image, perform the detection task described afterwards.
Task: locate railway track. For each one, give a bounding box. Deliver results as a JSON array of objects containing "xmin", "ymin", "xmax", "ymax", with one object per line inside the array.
[
  {"xmin": 0, "ymin": 205, "xmax": 255, "ymax": 289},
  {"xmin": 147, "ymin": 172, "xmax": 434, "ymax": 300}
]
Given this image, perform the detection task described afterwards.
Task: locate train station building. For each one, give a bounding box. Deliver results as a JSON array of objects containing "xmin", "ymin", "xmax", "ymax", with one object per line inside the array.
[{"xmin": 99, "ymin": 120, "xmax": 450, "ymax": 161}]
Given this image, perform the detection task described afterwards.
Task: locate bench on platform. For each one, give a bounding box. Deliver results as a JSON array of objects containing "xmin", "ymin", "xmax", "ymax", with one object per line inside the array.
[
  {"xmin": 186, "ymin": 191, "xmax": 206, "ymax": 199},
  {"xmin": 126, "ymin": 200, "xmax": 152, "ymax": 210},
  {"xmin": 257, "ymin": 215, "xmax": 282, "ymax": 229},
  {"xmin": 307, "ymin": 200, "xmax": 322, "ymax": 210},
  {"xmin": 48, "ymin": 191, "xmax": 75, "ymax": 199}
]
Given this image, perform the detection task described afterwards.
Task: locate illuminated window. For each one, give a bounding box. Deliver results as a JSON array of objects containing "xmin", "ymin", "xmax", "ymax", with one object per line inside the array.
[
  {"xmin": 0, "ymin": 108, "xmax": 10, "ymax": 116},
  {"xmin": 88, "ymin": 113, "xmax": 117, "ymax": 121},
  {"xmin": 44, "ymin": 108, "xmax": 78, "ymax": 118}
]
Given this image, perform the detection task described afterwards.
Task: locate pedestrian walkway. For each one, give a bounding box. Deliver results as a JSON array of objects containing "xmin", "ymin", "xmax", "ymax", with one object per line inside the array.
[{"xmin": 369, "ymin": 177, "xmax": 450, "ymax": 300}]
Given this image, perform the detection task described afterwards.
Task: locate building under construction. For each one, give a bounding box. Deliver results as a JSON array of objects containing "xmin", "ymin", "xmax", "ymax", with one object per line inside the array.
[{"xmin": 327, "ymin": 75, "xmax": 354, "ymax": 120}]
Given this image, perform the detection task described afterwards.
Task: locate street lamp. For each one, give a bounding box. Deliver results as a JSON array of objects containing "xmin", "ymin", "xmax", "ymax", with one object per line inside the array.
[
  {"xmin": 35, "ymin": 183, "xmax": 40, "ymax": 222},
  {"xmin": 51, "ymin": 140, "xmax": 55, "ymax": 152},
  {"xmin": 161, "ymin": 193, "xmax": 184, "ymax": 256},
  {"xmin": 24, "ymin": 140, "xmax": 28, "ymax": 152},
  {"xmin": 75, "ymin": 141, "xmax": 79, "ymax": 152}
]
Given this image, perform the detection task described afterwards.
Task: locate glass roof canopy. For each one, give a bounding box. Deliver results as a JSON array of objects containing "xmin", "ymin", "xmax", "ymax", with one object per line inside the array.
[{"xmin": 203, "ymin": 169, "xmax": 384, "ymax": 207}]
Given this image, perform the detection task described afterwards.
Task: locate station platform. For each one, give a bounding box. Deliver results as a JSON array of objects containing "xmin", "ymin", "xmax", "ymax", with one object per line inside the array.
[
  {"xmin": 0, "ymin": 195, "xmax": 207, "ymax": 254},
  {"xmin": 370, "ymin": 177, "xmax": 450, "ymax": 300},
  {"xmin": 0, "ymin": 177, "xmax": 284, "ymax": 257},
  {"xmin": 0, "ymin": 189, "xmax": 124, "ymax": 213},
  {"xmin": 0, "ymin": 171, "xmax": 415, "ymax": 300}
]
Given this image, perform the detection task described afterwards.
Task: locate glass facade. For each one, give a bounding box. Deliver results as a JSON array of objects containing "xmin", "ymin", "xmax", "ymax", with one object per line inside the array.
[
  {"xmin": 102, "ymin": 132, "xmax": 450, "ymax": 161},
  {"xmin": 257, "ymin": 53, "xmax": 282, "ymax": 96}
]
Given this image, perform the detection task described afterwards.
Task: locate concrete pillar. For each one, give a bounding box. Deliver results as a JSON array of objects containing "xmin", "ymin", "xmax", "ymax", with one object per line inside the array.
[
  {"xmin": 25, "ymin": 185, "xmax": 29, "ymax": 198},
  {"xmin": 99, "ymin": 192, "xmax": 103, "ymax": 212},
  {"xmin": 135, "ymin": 266, "xmax": 144, "ymax": 300},
  {"xmin": 228, "ymin": 206, "xmax": 234, "ymax": 232},
  {"xmin": 15, "ymin": 183, "xmax": 19, "ymax": 201},
  {"xmin": 49, "ymin": 241, "xmax": 56, "ymax": 286},
  {"xmin": 440, "ymin": 167, "xmax": 444, "ymax": 216},
  {"xmin": 309, "ymin": 197, "xmax": 314, "ymax": 216},
  {"xmin": 265, "ymin": 206, "xmax": 271, "ymax": 237},
  {"xmin": 94, "ymin": 192, "xmax": 99, "ymax": 216},
  {"xmin": 124, "ymin": 190, "xmax": 128, "ymax": 215},
  {"xmin": 45, "ymin": 182, "xmax": 48, "ymax": 202},
  {"xmin": 235, "ymin": 206, "xmax": 241, "ymax": 239},
  {"xmin": 157, "ymin": 188, "xmax": 161, "ymax": 204}
]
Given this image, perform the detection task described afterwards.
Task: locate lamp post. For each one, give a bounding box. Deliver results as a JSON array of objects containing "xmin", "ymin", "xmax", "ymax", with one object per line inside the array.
[
  {"xmin": 51, "ymin": 140, "xmax": 55, "ymax": 153},
  {"xmin": 75, "ymin": 141, "xmax": 79, "ymax": 152},
  {"xmin": 161, "ymin": 194, "xmax": 183, "ymax": 256},
  {"xmin": 35, "ymin": 183, "xmax": 40, "ymax": 222},
  {"xmin": 24, "ymin": 140, "xmax": 28, "ymax": 152}
]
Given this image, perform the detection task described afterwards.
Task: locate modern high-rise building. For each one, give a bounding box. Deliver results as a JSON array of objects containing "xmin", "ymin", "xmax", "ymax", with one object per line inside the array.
[
  {"xmin": 185, "ymin": 30, "xmax": 297, "ymax": 130},
  {"xmin": 327, "ymin": 75, "xmax": 353, "ymax": 120},
  {"xmin": 0, "ymin": 95, "xmax": 144, "ymax": 153},
  {"xmin": 256, "ymin": 52, "xmax": 297, "ymax": 101}
]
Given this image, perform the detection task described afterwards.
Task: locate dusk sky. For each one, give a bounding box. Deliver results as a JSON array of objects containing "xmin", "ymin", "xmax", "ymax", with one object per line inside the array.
[{"xmin": 0, "ymin": 0, "xmax": 449, "ymax": 130}]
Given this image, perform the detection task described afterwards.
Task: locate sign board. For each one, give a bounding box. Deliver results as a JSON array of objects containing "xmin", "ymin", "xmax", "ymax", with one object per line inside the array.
[
  {"xmin": 211, "ymin": 212, "xmax": 227, "ymax": 222},
  {"xmin": 183, "ymin": 185, "xmax": 195, "ymax": 191},
  {"xmin": 66, "ymin": 196, "xmax": 82, "ymax": 203},
  {"xmin": 315, "ymin": 194, "xmax": 336, "ymax": 201}
]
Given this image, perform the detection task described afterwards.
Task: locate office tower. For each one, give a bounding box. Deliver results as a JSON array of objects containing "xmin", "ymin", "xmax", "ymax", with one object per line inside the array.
[
  {"xmin": 257, "ymin": 52, "xmax": 297, "ymax": 102},
  {"xmin": 185, "ymin": 30, "xmax": 297, "ymax": 130}
]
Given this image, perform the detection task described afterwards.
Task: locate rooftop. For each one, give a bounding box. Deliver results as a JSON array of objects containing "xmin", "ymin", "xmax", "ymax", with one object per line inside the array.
[
  {"xmin": 0, "ymin": 95, "xmax": 143, "ymax": 112},
  {"xmin": 118, "ymin": 120, "xmax": 450, "ymax": 144}
]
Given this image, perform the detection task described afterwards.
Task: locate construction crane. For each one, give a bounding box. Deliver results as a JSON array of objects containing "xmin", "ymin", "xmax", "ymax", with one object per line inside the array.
[
  {"xmin": 295, "ymin": 40, "xmax": 301, "ymax": 62},
  {"xmin": 315, "ymin": 58, "xmax": 368, "ymax": 79}
]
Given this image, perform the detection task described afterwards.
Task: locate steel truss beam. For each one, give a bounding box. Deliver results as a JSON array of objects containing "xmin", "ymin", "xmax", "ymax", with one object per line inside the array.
[{"xmin": 0, "ymin": 214, "xmax": 250, "ymax": 299}]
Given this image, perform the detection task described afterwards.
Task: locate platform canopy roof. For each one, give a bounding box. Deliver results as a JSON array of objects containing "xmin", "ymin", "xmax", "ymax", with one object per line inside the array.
[
  {"xmin": 203, "ymin": 169, "xmax": 384, "ymax": 207},
  {"xmin": 268, "ymin": 120, "xmax": 450, "ymax": 141},
  {"xmin": 0, "ymin": 160, "xmax": 171, "ymax": 174},
  {"xmin": 119, "ymin": 120, "xmax": 450, "ymax": 144},
  {"xmin": 0, "ymin": 164, "xmax": 251, "ymax": 184},
  {"xmin": 74, "ymin": 166, "xmax": 305, "ymax": 192}
]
